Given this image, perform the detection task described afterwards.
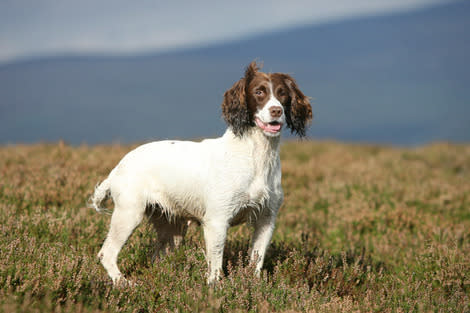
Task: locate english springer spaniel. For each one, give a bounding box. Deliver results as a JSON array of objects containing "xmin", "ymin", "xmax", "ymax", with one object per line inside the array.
[{"xmin": 91, "ymin": 61, "xmax": 312, "ymax": 285}]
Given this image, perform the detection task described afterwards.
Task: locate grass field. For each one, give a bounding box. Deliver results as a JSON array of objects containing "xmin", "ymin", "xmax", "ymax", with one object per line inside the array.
[{"xmin": 0, "ymin": 140, "xmax": 468, "ymax": 312}]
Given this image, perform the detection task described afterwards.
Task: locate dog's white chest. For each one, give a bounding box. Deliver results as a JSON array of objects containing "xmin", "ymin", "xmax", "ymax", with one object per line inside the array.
[{"xmin": 248, "ymin": 176, "xmax": 269, "ymax": 204}]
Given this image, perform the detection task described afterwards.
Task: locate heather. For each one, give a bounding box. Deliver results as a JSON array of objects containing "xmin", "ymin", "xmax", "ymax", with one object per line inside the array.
[{"xmin": 0, "ymin": 141, "xmax": 468, "ymax": 312}]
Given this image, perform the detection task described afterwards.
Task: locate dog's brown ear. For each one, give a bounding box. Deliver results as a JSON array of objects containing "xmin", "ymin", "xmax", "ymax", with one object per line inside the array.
[
  {"xmin": 222, "ymin": 61, "xmax": 260, "ymax": 136},
  {"xmin": 282, "ymin": 74, "xmax": 313, "ymax": 137},
  {"xmin": 222, "ymin": 78, "xmax": 251, "ymax": 136},
  {"xmin": 244, "ymin": 60, "xmax": 260, "ymax": 82}
]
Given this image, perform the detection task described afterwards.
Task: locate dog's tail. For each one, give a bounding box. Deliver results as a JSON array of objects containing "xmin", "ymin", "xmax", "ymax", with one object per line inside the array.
[{"xmin": 88, "ymin": 177, "xmax": 112, "ymax": 214}]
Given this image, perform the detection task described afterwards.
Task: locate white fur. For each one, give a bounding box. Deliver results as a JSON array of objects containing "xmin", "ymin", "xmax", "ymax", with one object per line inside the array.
[{"xmin": 92, "ymin": 102, "xmax": 285, "ymax": 285}]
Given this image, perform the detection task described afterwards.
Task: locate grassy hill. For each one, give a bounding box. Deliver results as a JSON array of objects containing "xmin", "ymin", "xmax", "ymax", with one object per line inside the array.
[{"xmin": 0, "ymin": 141, "xmax": 468, "ymax": 312}]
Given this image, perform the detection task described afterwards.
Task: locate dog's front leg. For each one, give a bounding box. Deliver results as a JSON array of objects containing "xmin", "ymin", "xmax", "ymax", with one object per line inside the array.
[
  {"xmin": 250, "ymin": 209, "xmax": 279, "ymax": 276},
  {"xmin": 203, "ymin": 219, "xmax": 228, "ymax": 285}
]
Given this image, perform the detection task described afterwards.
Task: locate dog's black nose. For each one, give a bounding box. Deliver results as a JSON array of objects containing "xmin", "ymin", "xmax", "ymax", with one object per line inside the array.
[{"xmin": 269, "ymin": 106, "xmax": 282, "ymax": 118}]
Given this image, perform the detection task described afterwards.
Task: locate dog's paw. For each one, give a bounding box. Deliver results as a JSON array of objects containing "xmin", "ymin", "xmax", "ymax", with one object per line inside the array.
[{"xmin": 113, "ymin": 275, "xmax": 137, "ymax": 288}]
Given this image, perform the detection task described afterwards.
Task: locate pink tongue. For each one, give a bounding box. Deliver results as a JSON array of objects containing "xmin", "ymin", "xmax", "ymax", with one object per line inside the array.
[
  {"xmin": 256, "ymin": 118, "xmax": 281, "ymax": 132},
  {"xmin": 266, "ymin": 123, "xmax": 281, "ymax": 132}
]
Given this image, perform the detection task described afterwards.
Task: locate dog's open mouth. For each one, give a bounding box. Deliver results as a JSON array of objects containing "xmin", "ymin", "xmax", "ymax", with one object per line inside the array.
[{"xmin": 255, "ymin": 118, "xmax": 283, "ymax": 133}]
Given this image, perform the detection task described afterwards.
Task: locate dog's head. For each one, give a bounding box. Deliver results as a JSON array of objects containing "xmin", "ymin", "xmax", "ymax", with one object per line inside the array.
[{"xmin": 222, "ymin": 61, "xmax": 313, "ymax": 137}]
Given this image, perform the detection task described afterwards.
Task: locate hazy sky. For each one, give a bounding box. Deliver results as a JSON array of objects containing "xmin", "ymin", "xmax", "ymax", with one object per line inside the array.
[{"xmin": 0, "ymin": 0, "xmax": 454, "ymax": 64}]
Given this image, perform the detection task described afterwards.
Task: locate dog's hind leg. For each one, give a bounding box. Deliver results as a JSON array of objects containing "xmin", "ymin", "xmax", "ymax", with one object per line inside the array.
[
  {"xmin": 150, "ymin": 214, "xmax": 188, "ymax": 260},
  {"xmin": 98, "ymin": 201, "xmax": 144, "ymax": 285}
]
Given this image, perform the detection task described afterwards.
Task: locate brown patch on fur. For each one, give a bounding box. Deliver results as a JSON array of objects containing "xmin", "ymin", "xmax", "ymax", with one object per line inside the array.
[{"xmin": 271, "ymin": 73, "xmax": 313, "ymax": 137}]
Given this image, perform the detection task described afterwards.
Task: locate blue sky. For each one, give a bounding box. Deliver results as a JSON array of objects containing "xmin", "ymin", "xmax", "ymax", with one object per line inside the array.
[
  {"xmin": 0, "ymin": 0, "xmax": 468, "ymax": 145},
  {"xmin": 0, "ymin": 0, "xmax": 453, "ymax": 64}
]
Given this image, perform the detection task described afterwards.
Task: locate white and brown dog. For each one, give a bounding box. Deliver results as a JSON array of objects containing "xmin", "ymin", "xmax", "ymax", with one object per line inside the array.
[{"xmin": 91, "ymin": 61, "xmax": 312, "ymax": 285}]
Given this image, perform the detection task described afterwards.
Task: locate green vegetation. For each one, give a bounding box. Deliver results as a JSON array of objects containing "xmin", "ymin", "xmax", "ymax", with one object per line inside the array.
[{"xmin": 0, "ymin": 141, "xmax": 468, "ymax": 312}]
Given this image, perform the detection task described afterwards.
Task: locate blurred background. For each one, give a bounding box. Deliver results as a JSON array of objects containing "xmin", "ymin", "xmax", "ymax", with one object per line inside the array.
[{"xmin": 0, "ymin": 0, "xmax": 468, "ymax": 146}]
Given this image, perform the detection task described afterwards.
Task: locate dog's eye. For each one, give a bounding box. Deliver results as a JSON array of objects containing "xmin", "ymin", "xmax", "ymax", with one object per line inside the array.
[
  {"xmin": 278, "ymin": 89, "xmax": 286, "ymax": 97},
  {"xmin": 255, "ymin": 90, "xmax": 263, "ymax": 96}
]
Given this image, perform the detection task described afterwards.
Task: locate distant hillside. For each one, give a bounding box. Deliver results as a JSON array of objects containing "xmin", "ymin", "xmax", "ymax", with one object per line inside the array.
[{"xmin": 1, "ymin": 1, "xmax": 469, "ymax": 145}]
